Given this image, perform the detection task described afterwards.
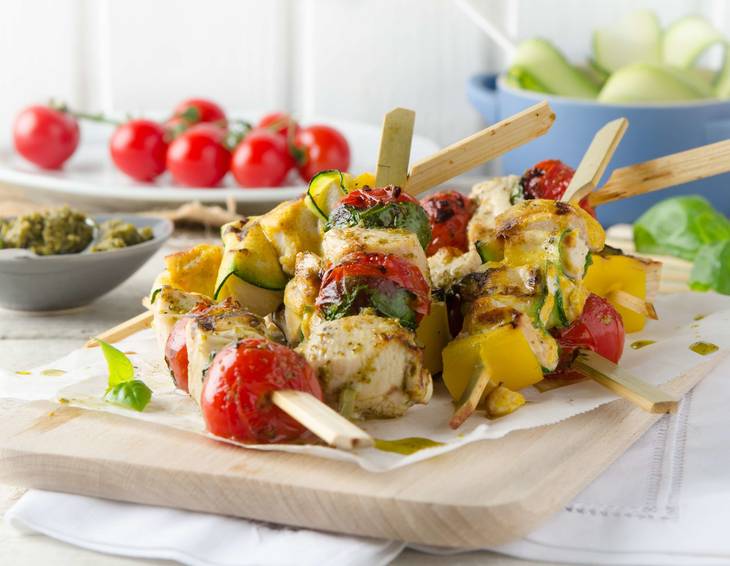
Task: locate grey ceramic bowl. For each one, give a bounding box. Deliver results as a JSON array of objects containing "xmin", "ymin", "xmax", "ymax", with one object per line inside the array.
[{"xmin": 0, "ymin": 214, "xmax": 173, "ymax": 311}]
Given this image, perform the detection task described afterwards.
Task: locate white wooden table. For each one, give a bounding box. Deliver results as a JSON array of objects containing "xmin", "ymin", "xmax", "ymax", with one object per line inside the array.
[{"xmin": 0, "ymin": 236, "xmax": 547, "ymax": 566}]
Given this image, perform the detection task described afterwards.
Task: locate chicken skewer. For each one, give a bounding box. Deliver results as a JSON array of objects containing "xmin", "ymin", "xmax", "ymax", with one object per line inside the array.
[{"xmin": 296, "ymin": 109, "xmax": 434, "ymax": 419}]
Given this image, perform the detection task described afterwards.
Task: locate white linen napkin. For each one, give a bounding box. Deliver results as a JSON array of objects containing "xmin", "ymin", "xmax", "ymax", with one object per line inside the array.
[{"xmin": 5, "ymin": 490, "xmax": 405, "ymax": 566}]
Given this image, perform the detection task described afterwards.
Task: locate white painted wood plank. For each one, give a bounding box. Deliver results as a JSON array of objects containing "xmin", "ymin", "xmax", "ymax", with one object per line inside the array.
[
  {"xmin": 0, "ymin": 0, "xmax": 80, "ymax": 143},
  {"xmin": 100, "ymin": 0, "xmax": 290, "ymax": 115},
  {"xmin": 295, "ymin": 0, "xmax": 495, "ymax": 146}
]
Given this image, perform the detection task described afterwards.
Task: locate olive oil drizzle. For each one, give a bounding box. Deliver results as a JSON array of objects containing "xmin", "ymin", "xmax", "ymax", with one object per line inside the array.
[
  {"xmin": 630, "ymin": 340, "xmax": 656, "ymax": 350},
  {"xmin": 689, "ymin": 341, "xmax": 719, "ymax": 356},
  {"xmin": 374, "ymin": 437, "xmax": 444, "ymax": 455},
  {"xmin": 41, "ymin": 369, "xmax": 66, "ymax": 377}
]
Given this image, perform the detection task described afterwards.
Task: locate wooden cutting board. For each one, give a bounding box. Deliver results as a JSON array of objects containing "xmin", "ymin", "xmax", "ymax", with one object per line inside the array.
[{"xmin": 0, "ymin": 354, "xmax": 722, "ymax": 549}]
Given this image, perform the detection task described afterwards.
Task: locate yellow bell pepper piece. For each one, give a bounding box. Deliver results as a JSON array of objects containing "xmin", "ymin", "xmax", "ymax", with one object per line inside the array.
[
  {"xmin": 416, "ymin": 301, "xmax": 451, "ymax": 374},
  {"xmin": 485, "ymin": 385, "xmax": 526, "ymax": 418},
  {"xmin": 584, "ymin": 254, "xmax": 647, "ymax": 333},
  {"xmin": 352, "ymin": 172, "xmax": 376, "ymax": 190},
  {"xmin": 442, "ymin": 325, "xmax": 543, "ymax": 401}
]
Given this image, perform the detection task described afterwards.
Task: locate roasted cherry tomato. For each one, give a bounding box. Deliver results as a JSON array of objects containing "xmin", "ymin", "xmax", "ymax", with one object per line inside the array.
[
  {"xmin": 294, "ymin": 124, "xmax": 350, "ymax": 181},
  {"xmin": 13, "ymin": 105, "xmax": 80, "ymax": 169},
  {"xmin": 231, "ymin": 129, "xmax": 291, "ymax": 188},
  {"xmin": 420, "ymin": 191, "xmax": 475, "ymax": 256},
  {"xmin": 316, "ymin": 252, "xmax": 431, "ymax": 330},
  {"xmin": 165, "ymin": 317, "xmax": 191, "ymax": 392},
  {"xmin": 173, "ymin": 98, "xmax": 226, "ymax": 125},
  {"xmin": 548, "ymin": 293, "xmax": 625, "ymax": 380},
  {"xmin": 258, "ymin": 112, "xmax": 299, "ymax": 137},
  {"xmin": 110, "ymin": 119, "xmax": 168, "ymax": 182},
  {"xmin": 201, "ymin": 337, "xmax": 323, "ymax": 444},
  {"xmin": 328, "ymin": 186, "xmax": 432, "ymax": 250},
  {"xmin": 167, "ymin": 123, "xmax": 230, "ymax": 187},
  {"xmin": 520, "ymin": 159, "xmax": 596, "ymax": 217}
]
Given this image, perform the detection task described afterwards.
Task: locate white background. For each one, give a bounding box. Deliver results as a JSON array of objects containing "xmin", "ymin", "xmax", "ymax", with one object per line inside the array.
[{"xmin": 1, "ymin": 0, "xmax": 728, "ymax": 148}]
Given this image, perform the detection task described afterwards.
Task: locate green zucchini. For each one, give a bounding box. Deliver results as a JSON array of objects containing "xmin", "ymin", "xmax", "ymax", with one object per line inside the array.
[
  {"xmin": 592, "ymin": 10, "xmax": 661, "ymax": 73},
  {"xmin": 214, "ymin": 220, "xmax": 287, "ymax": 298},
  {"xmin": 663, "ymin": 15, "xmax": 725, "ymax": 69},
  {"xmin": 305, "ymin": 169, "xmax": 348, "ymax": 220},
  {"xmin": 598, "ymin": 63, "xmax": 711, "ymax": 103},
  {"xmin": 475, "ymin": 240, "xmax": 504, "ymax": 263},
  {"xmin": 509, "ymin": 39, "xmax": 600, "ymax": 98}
]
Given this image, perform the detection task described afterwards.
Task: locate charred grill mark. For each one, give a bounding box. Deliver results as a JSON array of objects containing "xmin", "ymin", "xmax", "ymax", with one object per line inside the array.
[{"xmin": 554, "ymin": 201, "xmax": 571, "ymax": 215}]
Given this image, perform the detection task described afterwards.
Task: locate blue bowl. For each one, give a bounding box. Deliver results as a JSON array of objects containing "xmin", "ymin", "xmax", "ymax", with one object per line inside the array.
[{"xmin": 467, "ymin": 73, "xmax": 730, "ymax": 226}]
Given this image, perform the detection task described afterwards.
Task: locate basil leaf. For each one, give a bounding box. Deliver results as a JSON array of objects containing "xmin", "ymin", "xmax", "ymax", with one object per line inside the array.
[
  {"xmin": 327, "ymin": 202, "xmax": 432, "ymax": 250},
  {"xmin": 689, "ymin": 240, "xmax": 730, "ymax": 295},
  {"xmin": 634, "ymin": 196, "xmax": 730, "ymax": 260},
  {"xmin": 96, "ymin": 338, "xmax": 134, "ymax": 387},
  {"xmin": 104, "ymin": 380, "xmax": 152, "ymax": 412}
]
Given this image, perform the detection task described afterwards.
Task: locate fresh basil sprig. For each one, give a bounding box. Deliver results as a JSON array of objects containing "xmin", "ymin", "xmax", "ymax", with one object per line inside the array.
[{"xmin": 96, "ymin": 338, "xmax": 152, "ymax": 412}]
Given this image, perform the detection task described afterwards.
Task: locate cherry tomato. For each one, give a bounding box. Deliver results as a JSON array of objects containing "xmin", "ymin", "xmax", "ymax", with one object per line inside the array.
[
  {"xmin": 316, "ymin": 252, "xmax": 431, "ymax": 329},
  {"xmin": 520, "ymin": 159, "xmax": 596, "ymax": 217},
  {"xmin": 166, "ymin": 123, "xmax": 230, "ymax": 187},
  {"xmin": 173, "ymin": 98, "xmax": 226, "ymax": 125},
  {"xmin": 421, "ymin": 191, "xmax": 475, "ymax": 256},
  {"xmin": 294, "ymin": 124, "xmax": 350, "ymax": 182},
  {"xmin": 231, "ymin": 129, "xmax": 291, "ymax": 188},
  {"xmin": 339, "ymin": 185, "xmax": 418, "ymax": 208},
  {"xmin": 165, "ymin": 317, "xmax": 190, "ymax": 392},
  {"xmin": 13, "ymin": 105, "xmax": 80, "ymax": 169},
  {"xmin": 258, "ymin": 112, "xmax": 299, "ymax": 137},
  {"xmin": 109, "ymin": 119, "xmax": 168, "ymax": 182},
  {"xmin": 548, "ymin": 293, "xmax": 625, "ymax": 380},
  {"xmin": 201, "ymin": 337, "xmax": 323, "ymax": 444}
]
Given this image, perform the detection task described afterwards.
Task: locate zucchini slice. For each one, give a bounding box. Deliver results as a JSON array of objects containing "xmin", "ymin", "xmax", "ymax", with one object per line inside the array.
[
  {"xmin": 510, "ymin": 38, "xmax": 600, "ymax": 98},
  {"xmin": 592, "ymin": 10, "xmax": 661, "ymax": 73},
  {"xmin": 475, "ymin": 240, "xmax": 504, "ymax": 263},
  {"xmin": 598, "ymin": 63, "xmax": 711, "ymax": 103},
  {"xmin": 214, "ymin": 220, "xmax": 288, "ymax": 298},
  {"xmin": 305, "ymin": 169, "xmax": 349, "ymax": 220},
  {"xmin": 663, "ymin": 15, "xmax": 725, "ymax": 69}
]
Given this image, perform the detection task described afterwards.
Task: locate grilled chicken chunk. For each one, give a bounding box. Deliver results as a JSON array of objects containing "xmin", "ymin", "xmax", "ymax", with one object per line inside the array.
[
  {"xmin": 467, "ymin": 175, "xmax": 519, "ymax": 246},
  {"xmin": 282, "ymin": 252, "xmax": 323, "ymax": 346},
  {"xmin": 185, "ymin": 308, "xmax": 266, "ymax": 406},
  {"xmin": 428, "ymin": 247, "xmax": 482, "ymax": 292},
  {"xmin": 151, "ymin": 285, "xmax": 212, "ymax": 357},
  {"xmin": 299, "ymin": 312, "xmax": 432, "ymax": 419},
  {"xmin": 322, "ymin": 226, "xmax": 430, "ymax": 284}
]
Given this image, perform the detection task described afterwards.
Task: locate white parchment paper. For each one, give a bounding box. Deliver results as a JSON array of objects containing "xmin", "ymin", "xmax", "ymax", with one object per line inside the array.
[{"xmin": 2, "ymin": 292, "xmax": 729, "ymax": 472}]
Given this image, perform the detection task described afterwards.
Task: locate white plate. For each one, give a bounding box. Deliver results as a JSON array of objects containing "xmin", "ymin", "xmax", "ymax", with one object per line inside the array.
[{"xmin": 0, "ymin": 116, "xmax": 440, "ymax": 213}]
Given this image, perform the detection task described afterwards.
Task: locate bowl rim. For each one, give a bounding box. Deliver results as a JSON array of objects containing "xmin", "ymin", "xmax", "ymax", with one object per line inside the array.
[
  {"xmin": 0, "ymin": 214, "xmax": 173, "ymax": 263},
  {"xmin": 472, "ymin": 73, "xmax": 730, "ymax": 110}
]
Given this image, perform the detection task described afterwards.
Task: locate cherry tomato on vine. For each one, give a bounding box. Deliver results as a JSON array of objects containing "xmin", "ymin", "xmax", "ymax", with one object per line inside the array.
[
  {"xmin": 294, "ymin": 124, "xmax": 350, "ymax": 182},
  {"xmin": 201, "ymin": 337, "xmax": 323, "ymax": 444},
  {"xmin": 231, "ymin": 129, "xmax": 292, "ymax": 188},
  {"xmin": 258, "ymin": 112, "xmax": 299, "ymax": 137},
  {"xmin": 166, "ymin": 123, "xmax": 230, "ymax": 187},
  {"xmin": 173, "ymin": 98, "xmax": 226, "ymax": 125},
  {"xmin": 13, "ymin": 105, "xmax": 80, "ymax": 169},
  {"xmin": 109, "ymin": 119, "xmax": 168, "ymax": 182}
]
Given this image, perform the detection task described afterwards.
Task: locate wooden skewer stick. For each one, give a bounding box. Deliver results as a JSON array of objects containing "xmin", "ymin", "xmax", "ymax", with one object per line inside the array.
[
  {"xmin": 607, "ymin": 289, "xmax": 658, "ymax": 320},
  {"xmin": 561, "ymin": 118, "xmax": 628, "ymax": 204},
  {"xmin": 375, "ymin": 108, "xmax": 416, "ymax": 188},
  {"xmin": 405, "ymin": 101, "xmax": 555, "ymax": 195},
  {"xmin": 272, "ymin": 390, "xmax": 374, "ymax": 450},
  {"xmin": 84, "ymin": 311, "xmax": 153, "ymax": 348},
  {"xmin": 449, "ymin": 368, "xmax": 493, "ymax": 429},
  {"xmin": 589, "ymin": 139, "xmax": 730, "ymax": 207},
  {"xmin": 574, "ymin": 350, "xmax": 679, "ymax": 414}
]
